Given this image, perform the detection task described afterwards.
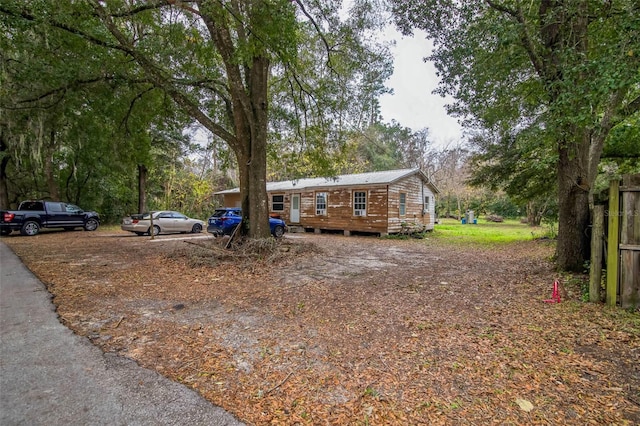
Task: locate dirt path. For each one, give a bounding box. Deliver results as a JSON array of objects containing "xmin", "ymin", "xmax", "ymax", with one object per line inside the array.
[{"xmin": 3, "ymin": 230, "xmax": 639, "ymax": 425}]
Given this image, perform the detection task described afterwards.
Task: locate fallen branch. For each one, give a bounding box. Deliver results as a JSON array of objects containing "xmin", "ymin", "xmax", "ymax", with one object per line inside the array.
[
  {"xmin": 265, "ymin": 371, "xmax": 293, "ymax": 395},
  {"xmin": 113, "ymin": 316, "xmax": 125, "ymax": 328},
  {"xmin": 225, "ymin": 225, "xmax": 241, "ymax": 249}
]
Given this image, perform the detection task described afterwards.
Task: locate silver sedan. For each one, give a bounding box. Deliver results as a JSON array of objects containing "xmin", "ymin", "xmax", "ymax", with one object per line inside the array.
[{"xmin": 121, "ymin": 211, "xmax": 205, "ymax": 236}]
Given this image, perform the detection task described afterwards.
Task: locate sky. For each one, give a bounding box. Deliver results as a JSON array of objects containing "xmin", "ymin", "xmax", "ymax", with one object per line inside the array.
[
  {"xmin": 377, "ymin": 27, "xmax": 464, "ymax": 146},
  {"xmin": 191, "ymin": 24, "xmax": 465, "ymax": 150}
]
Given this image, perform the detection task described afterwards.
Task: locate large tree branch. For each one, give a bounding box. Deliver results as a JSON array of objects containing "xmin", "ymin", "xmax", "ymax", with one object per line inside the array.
[
  {"xmin": 3, "ymin": 77, "xmax": 150, "ymax": 109},
  {"xmin": 173, "ymin": 77, "xmax": 234, "ymax": 120},
  {"xmin": 89, "ymin": 0, "xmax": 236, "ymax": 148},
  {"xmin": 484, "ymin": 0, "xmax": 517, "ymax": 18},
  {"xmin": 587, "ymin": 88, "xmax": 626, "ymax": 185},
  {"xmin": 622, "ymin": 94, "xmax": 640, "ymax": 117},
  {"xmin": 166, "ymin": 0, "xmax": 200, "ymax": 16},
  {"xmin": 586, "ymin": 90, "xmax": 640, "ymax": 181},
  {"xmin": 109, "ymin": 0, "xmax": 173, "ymax": 17},
  {"xmin": 485, "ymin": 1, "xmax": 546, "ymax": 80},
  {"xmin": 291, "ymin": 0, "xmax": 336, "ymax": 74},
  {"xmin": 197, "ymin": 1, "xmax": 254, "ymax": 147},
  {"xmin": 120, "ymin": 86, "xmax": 156, "ymax": 135},
  {"xmin": 173, "ymin": 78, "xmax": 229, "ymax": 98},
  {"xmin": 0, "ymin": 6, "xmax": 130, "ymax": 54}
]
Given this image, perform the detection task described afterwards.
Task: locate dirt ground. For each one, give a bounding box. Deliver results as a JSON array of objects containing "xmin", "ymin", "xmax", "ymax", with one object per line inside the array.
[{"xmin": 3, "ymin": 229, "xmax": 639, "ymax": 425}]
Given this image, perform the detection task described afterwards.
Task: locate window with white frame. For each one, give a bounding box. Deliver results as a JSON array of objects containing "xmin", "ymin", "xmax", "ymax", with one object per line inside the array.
[
  {"xmin": 353, "ymin": 191, "xmax": 366, "ymax": 216},
  {"xmin": 271, "ymin": 194, "xmax": 284, "ymax": 211},
  {"xmin": 315, "ymin": 192, "xmax": 327, "ymax": 215},
  {"xmin": 424, "ymin": 195, "xmax": 430, "ymax": 210},
  {"xmin": 399, "ymin": 193, "xmax": 406, "ymax": 216}
]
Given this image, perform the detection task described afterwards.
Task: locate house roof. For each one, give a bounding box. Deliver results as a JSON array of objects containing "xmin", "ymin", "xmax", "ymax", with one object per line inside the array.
[{"xmin": 215, "ymin": 168, "xmax": 439, "ymax": 194}]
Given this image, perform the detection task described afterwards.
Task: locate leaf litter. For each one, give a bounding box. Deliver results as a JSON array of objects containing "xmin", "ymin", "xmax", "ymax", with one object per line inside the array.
[{"xmin": 3, "ymin": 230, "xmax": 639, "ymax": 425}]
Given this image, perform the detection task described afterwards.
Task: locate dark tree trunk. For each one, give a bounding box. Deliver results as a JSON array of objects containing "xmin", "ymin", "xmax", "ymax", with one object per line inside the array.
[
  {"xmin": 234, "ymin": 56, "xmax": 270, "ymax": 239},
  {"xmin": 526, "ymin": 200, "xmax": 546, "ymax": 226},
  {"xmin": 537, "ymin": 2, "xmax": 592, "ymax": 271},
  {"xmin": 0, "ymin": 131, "xmax": 10, "ymax": 209},
  {"xmin": 197, "ymin": 3, "xmax": 271, "ymax": 239},
  {"xmin": 556, "ymin": 143, "xmax": 591, "ymax": 272},
  {"xmin": 246, "ymin": 55, "xmax": 270, "ymax": 238},
  {"xmin": 94, "ymin": 1, "xmax": 274, "ymax": 239},
  {"xmin": 526, "ymin": 202, "xmax": 538, "ymax": 226},
  {"xmin": 138, "ymin": 164, "xmax": 147, "ymax": 213},
  {"xmin": 44, "ymin": 130, "xmax": 59, "ymax": 200}
]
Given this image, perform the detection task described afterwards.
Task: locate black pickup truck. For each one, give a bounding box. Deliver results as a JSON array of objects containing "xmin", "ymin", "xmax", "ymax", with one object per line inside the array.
[{"xmin": 0, "ymin": 200, "xmax": 100, "ymax": 236}]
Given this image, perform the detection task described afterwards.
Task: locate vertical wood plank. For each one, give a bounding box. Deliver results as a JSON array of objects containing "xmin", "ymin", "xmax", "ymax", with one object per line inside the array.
[
  {"xmin": 606, "ymin": 180, "xmax": 620, "ymax": 307},
  {"xmin": 619, "ymin": 174, "xmax": 640, "ymax": 309},
  {"xmin": 620, "ymin": 250, "xmax": 640, "ymax": 309},
  {"xmin": 589, "ymin": 205, "xmax": 604, "ymax": 303}
]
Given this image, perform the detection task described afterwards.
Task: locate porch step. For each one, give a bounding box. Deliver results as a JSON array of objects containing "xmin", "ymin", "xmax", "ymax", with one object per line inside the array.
[{"xmin": 287, "ymin": 225, "xmax": 305, "ymax": 233}]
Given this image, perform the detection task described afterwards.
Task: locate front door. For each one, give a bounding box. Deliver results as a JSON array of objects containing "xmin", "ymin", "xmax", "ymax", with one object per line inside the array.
[{"xmin": 290, "ymin": 194, "xmax": 300, "ymax": 224}]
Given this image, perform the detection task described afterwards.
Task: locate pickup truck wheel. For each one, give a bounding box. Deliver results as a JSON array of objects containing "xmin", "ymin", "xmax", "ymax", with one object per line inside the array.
[
  {"xmin": 21, "ymin": 220, "xmax": 40, "ymax": 236},
  {"xmin": 84, "ymin": 218, "xmax": 99, "ymax": 231}
]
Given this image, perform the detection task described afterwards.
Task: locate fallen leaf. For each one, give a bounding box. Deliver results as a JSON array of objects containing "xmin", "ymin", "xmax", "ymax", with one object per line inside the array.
[{"xmin": 515, "ymin": 398, "xmax": 534, "ymax": 412}]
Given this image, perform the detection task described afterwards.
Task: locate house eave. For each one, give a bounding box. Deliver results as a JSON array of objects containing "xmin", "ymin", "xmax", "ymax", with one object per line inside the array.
[{"xmin": 215, "ymin": 168, "xmax": 440, "ymax": 195}]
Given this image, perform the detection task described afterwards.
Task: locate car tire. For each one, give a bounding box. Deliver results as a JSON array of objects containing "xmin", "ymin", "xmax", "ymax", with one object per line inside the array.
[
  {"xmin": 84, "ymin": 218, "xmax": 99, "ymax": 231},
  {"xmin": 273, "ymin": 225, "xmax": 285, "ymax": 238},
  {"xmin": 20, "ymin": 220, "xmax": 40, "ymax": 236},
  {"xmin": 148, "ymin": 225, "xmax": 161, "ymax": 236},
  {"xmin": 191, "ymin": 223, "xmax": 202, "ymax": 233}
]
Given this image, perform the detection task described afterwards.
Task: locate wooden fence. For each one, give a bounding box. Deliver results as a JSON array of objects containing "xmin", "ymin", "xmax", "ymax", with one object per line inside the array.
[{"xmin": 591, "ymin": 174, "xmax": 640, "ymax": 309}]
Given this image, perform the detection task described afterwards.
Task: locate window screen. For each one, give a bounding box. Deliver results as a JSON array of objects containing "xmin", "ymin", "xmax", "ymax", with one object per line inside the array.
[
  {"xmin": 316, "ymin": 192, "xmax": 327, "ymax": 215},
  {"xmin": 272, "ymin": 195, "xmax": 284, "ymax": 211},
  {"xmin": 354, "ymin": 191, "xmax": 366, "ymax": 216}
]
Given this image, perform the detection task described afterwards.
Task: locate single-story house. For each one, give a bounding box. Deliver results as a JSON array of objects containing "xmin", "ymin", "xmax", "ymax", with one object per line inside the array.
[{"xmin": 215, "ymin": 168, "xmax": 439, "ymax": 236}]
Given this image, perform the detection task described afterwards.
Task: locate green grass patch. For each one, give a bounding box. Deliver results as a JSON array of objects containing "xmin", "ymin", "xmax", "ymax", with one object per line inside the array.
[{"xmin": 431, "ymin": 218, "xmax": 550, "ymax": 245}]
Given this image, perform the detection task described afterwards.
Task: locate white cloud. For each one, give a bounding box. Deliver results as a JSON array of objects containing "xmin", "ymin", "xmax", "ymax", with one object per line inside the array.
[{"xmin": 378, "ymin": 27, "xmax": 463, "ymax": 146}]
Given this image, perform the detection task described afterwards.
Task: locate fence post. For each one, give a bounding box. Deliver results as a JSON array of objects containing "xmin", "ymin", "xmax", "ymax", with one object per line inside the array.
[
  {"xmin": 589, "ymin": 205, "xmax": 604, "ymax": 303},
  {"xmin": 606, "ymin": 180, "xmax": 620, "ymax": 307}
]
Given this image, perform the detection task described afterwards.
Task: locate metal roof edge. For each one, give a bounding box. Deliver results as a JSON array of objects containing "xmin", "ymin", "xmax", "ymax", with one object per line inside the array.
[
  {"xmin": 415, "ymin": 169, "xmax": 441, "ymax": 194},
  {"xmin": 213, "ymin": 168, "xmax": 441, "ymax": 194},
  {"xmin": 388, "ymin": 168, "xmax": 441, "ymax": 195}
]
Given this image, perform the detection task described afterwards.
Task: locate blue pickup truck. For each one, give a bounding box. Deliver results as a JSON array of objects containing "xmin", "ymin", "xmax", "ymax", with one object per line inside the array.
[{"xmin": 0, "ymin": 200, "xmax": 100, "ymax": 236}]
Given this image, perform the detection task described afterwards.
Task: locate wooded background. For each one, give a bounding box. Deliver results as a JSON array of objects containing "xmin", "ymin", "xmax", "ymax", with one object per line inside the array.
[{"xmin": 1, "ymin": 1, "xmax": 638, "ymax": 270}]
